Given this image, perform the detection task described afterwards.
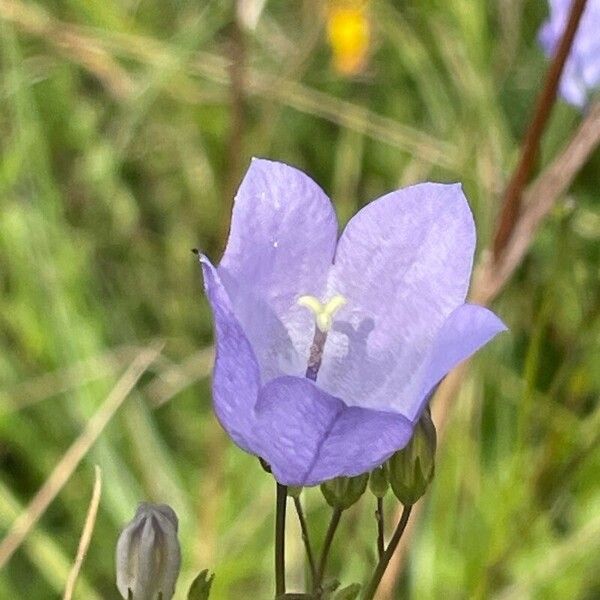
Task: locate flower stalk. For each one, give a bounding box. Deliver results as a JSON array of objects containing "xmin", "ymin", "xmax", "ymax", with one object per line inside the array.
[
  {"xmin": 292, "ymin": 496, "xmax": 317, "ymax": 586},
  {"xmin": 361, "ymin": 505, "xmax": 413, "ymax": 600},
  {"xmin": 313, "ymin": 507, "xmax": 343, "ymax": 595},
  {"xmin": 275, "ymin": 483, "xmax": 288, "ymax": 597},
  {"xmin": 375, "ymin": 498, "xmax": 384, "ymax": 560}
]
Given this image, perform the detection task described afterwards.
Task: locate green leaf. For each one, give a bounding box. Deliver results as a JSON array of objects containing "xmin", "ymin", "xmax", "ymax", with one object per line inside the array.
[{"xmin": 187, "ymin": 570, "xmax": 215, "ymax": 600}]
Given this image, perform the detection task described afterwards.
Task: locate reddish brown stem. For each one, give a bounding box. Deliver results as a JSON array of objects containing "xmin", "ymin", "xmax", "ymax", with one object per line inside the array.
[{"xmin": 493, "ymin": 0, "xmax": 588, "ymax": 260}]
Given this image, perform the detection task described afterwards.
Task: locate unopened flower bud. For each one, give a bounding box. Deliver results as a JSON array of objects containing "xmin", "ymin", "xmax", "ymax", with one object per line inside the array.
[
  {"xmin": 287, "ymin": 486, "xmax": 303, "ymax": 499},
  {"xmin": 320, "ymin": 473, "xmax": 368, "ymax": 510},
  {"xmin": 369, "ymin": 465, "xmax": 389, "ymax": 498},
  {"xmin": 388, "ymin": 410, "xmax": 436, "ymax": 505},
  {"xmin": 116, "ymin": 503, "xmax": 181, "ymax": 600}
]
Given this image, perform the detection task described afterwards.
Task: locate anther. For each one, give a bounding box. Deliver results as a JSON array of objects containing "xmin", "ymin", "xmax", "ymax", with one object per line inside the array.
[{"xmin": 297, "ymin": 295, "xmax": 347, "ymax": 332}]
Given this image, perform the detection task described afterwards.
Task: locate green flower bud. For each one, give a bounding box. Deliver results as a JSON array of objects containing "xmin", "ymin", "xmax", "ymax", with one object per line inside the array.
[
  {"xmin": 388, "ymin": 410, "xmax": 436, "ymax": 506},
  {"xmin": 287, "ymin": 486, "xmax": 303, "ymax": 499},
  {"xmin": 369, "ymin": 465, "xmax": 389, "ymax": 498},
  {"xmin": 320, "ymin": 473, "xmax": 368, "ymax": 510},
  {"xmin": 116, "ymin": 503, "xmax": 181, "ymax": 600}
]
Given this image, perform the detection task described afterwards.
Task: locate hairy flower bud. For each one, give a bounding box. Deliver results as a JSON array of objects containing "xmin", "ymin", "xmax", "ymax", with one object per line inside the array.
[
  {"xmin": 369, "ymin": 465, "xmax": 389, "ymax": 498},
  {"xmin": 116, "ymin": 503, "xmax": 181, "ymax": 600},
  {"xmin": 320, "ymin": 473, "xmax": 368, "ymax": 510},
  {"xmin": 387, "ymin": 410, "xmax": 436, "ymax": 506}
]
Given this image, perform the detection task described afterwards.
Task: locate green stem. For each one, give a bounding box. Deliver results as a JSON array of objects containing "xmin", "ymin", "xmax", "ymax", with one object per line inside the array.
[
  {"xmin": 361, "ymin": 505, "xmax": 413, "ymax": 600},
  {"xmin": 376, "ymin": 498, "xmax": 384, "ymax": 560},
  {"xmin": 313, "ymin": 508, "xmax": 343, "ymax": 594},
  {"xmin": 293, "ymin": 496, "xmax": 317, "ymax": 586},
  {"xmin": 275, "ymin": 483, "xmax": 287, "ymax": 597}
]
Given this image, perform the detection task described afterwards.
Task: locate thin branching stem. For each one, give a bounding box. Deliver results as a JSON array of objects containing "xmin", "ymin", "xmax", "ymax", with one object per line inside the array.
[
  {"xmin": 292, "ymin": 496, "xmax": 317, "ymax": 586},
  {"xmin": 313, "ymin": 507, "xmax": 343, "ymax": 594},
  {"xmin": 361, "ymin": 505, "xmax": 413, "ymax": 600}
]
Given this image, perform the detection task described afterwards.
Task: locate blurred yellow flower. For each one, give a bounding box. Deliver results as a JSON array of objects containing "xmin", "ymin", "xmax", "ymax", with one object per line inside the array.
[{"xmin": 326, "ymin": 1, "xmax": 371, "ymax": 76}]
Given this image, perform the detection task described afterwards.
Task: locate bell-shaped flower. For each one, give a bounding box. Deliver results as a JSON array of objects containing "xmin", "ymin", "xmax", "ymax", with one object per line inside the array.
[
  {"xmin": 116, "ymin": 503, "xmax": 181, "ymax": 600},
  {"xmin": 539, "ymin": 0, "xmax": 600, "ymax": 107},
  {"xmin": 200, "ymin": 159, "xmax": 506, "ymax": 486}
]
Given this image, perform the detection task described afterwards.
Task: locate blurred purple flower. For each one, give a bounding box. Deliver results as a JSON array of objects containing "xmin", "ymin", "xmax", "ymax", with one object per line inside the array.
[
  {"xmin": 539, "ymin": 0, "xmax": 600, "ymax": 107},
  {"xmin": 200, "ymin": 159, "xmax": 506, "ymax": 486}
]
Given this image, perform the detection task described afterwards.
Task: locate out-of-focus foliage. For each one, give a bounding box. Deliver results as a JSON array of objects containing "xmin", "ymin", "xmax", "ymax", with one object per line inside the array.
[{"xmin": 0, "ymin": 0, "xmax": 599, "ymax": 598}]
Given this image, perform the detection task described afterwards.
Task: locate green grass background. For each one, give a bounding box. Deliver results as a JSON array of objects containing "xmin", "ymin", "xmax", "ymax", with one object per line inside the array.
[{"xmin": 1, "ymin": 0, "xmax": 600, "ymax": 598}]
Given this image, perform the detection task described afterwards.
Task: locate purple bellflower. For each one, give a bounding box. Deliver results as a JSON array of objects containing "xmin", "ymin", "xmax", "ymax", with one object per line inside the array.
[
  {"xmin": 539, "ymin": 0, "xmax": 600, "ymax": 107},
  {"xmin": 200, "ymin": 159, "xmax": 506, "ymax": 486}
]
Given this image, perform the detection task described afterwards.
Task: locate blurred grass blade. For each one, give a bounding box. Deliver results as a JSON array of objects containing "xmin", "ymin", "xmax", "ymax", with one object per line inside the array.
[
  {"xmin": 0, "ymin": 481, "xmax": 101, "ymax": 599},
  {"xmin": 0, "ymin": 344, "xmax": 162, "ymax": 569},
  {"xmin": 63, "ymin": 465, "xmax": 102, "ymax": 600}
]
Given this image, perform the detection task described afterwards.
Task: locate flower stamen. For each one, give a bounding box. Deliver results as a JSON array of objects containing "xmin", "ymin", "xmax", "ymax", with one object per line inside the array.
[
  {"xmin": 297, "ymin": 295, "xmax": 347, "ymax": 332},
  {"xmin": 297, "ymin": 294, "xmax": 347, "ymax": 381}
]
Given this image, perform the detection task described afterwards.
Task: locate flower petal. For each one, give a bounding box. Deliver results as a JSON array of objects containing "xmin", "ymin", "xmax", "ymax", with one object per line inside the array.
[
  {"xmin": 396, "ymin": 303, "xmax": 507, "ymax": 421},
  {"xmin": 200, "ymin": 255, "xmax": 261, "ymax": 453},
  {"xmin": 305, "ymin": 405, "xmax": 414, "ymax": 485},
  {"xmin": 218, "ymin": 158, "xmax": 338, "ymax": 381},
  {"xmin": 559, "ymin": 70, "xmax": 587, "ymax": 108},
  {"xmin": 254, "ymin": 376, "xmax": 414, "ymax": 486},
  {"xmin": 320, "ymin": 182, "xmax": 475, "ymax": 412},
  {"xmin": 416, "ymin": 304, "xmax": 507, "ymax": 414}
]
